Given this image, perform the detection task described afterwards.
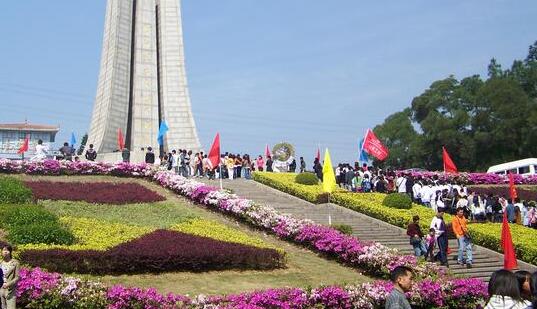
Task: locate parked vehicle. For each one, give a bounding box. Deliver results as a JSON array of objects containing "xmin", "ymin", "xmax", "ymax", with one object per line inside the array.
[{"xmin": 487, "ymin": 158, "xmax": 537, "ymax": 175}]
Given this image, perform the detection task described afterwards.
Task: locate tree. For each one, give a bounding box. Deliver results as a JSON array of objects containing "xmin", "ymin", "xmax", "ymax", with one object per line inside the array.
[{"xmin": 77, "ymin": 133, "xmax": 88, "ymax": 156}]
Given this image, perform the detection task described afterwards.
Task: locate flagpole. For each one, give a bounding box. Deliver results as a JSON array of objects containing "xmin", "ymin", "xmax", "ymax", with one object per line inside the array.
[
  {"xmin": 328, "ymin": 193, "xmax": 332, "ymax": 226},
  {"xmin": 219, "ymin": 165, "xmax": 223, "ymax": 190}
]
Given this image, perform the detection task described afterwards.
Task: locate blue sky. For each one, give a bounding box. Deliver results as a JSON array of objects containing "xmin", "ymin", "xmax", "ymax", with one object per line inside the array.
[{"xmin": 1, "ymin": 1, "xmax": 536, "ymax": 164}]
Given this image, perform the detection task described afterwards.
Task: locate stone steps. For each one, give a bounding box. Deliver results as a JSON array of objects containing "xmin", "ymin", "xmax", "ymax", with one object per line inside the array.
[{"xmin": 199, "ymin": 179, "xmax": 536, "ymax": 281}]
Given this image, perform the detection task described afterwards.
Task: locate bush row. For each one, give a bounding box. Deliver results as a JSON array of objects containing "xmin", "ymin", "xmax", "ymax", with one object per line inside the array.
[
  {"xmin": 0, "ymin": 204, "xmax": 75, "ymax": 246},
  {"xmin": 0, "ymin": 176, "xmax": 33, "ymax": 204},
  {"xmin": 20, "ymin": 230, "xmax": 285, "ymax": 274},
  {"xmin": 253, "ymin": 172, "xmax": 335, "ymax": 203},
  {"xmin": 254, "ymin": 172, "xmax": 537, "ymax": 265},
  {"xmin": 171, "ymin": 218, "xmax": 283, "ymax": 253},
  {"xmin": 24, "ymin": 181, "xmax": 165, "ymax": 205}
]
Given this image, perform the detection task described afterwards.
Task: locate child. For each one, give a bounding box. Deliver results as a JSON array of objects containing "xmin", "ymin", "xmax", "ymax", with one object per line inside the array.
[{"xmin": 425, "ymin": 228, "xmax": 436, "ymax": 262}]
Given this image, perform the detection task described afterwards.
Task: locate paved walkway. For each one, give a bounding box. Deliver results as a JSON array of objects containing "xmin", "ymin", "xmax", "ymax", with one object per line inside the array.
[{"xmin": 201, "ymin": 178, "xmax": 536, "ymax": 281}]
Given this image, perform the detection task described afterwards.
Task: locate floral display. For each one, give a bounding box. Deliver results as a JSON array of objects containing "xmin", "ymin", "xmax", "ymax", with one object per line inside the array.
[
  {"xmin": 21, "ymin": 229, "xmax": 285, "ymax": 274},
  {"xmin": 397, "ymin": 170, "xmax": 537, "ymax": 185},
  {"xmin": 0, "ymin": 159, "xmax": 490, "ymax": 307},
  {"xmin": 171, "ymin": 218, "xmax": 283, "ymax": 252},
  {"xmin": 25, "ymin": 181, "xmax": 165, "ymax": 204},
  {"xmin": 15, "ymin": 269, "xmax": 487, "ymax": 308}
]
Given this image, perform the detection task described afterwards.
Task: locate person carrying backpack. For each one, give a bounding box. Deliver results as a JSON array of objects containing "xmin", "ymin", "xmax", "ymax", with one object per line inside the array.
[{"xmin": 362, "ymin": 174, "xmax": 372, "ymax": 193}]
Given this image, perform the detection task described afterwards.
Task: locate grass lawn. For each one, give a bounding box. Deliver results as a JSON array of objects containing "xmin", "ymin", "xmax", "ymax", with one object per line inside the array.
[{"xmin": 19, "ymin": 175, "xmax": 370, "ymax": 296}]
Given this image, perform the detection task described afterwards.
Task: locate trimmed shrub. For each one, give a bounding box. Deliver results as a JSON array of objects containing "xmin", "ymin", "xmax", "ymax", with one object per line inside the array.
[
  {"xmin": 382, "ymin": 193, "xmax": 412, "ymax": 209},
  {"xmin": 171, "ymin": 218, "xmax": 283, "ymax": 253},
  {"xmin": 0, "ymin": 176, "xmax": 33, "ymax": 204},
  {"xmin": 0, "ymin": 204, "xmax": 57, "ymax": 229},
  {"xmin": 331, "ymin": 224, "xmax": 352, "ymax": 235},
  {"xmin": 8, "ymin": 222, "xmax": 75, "ymax": 245},
  {"xmin": 295, "ymin": 172, "xmax": 319, "ymax": 185},
  {"xmin": 19, "ymin": 217, "xmax": 152, "ymax": 252},
  {"xmin": 24, "ymin": 181, "xmax": 165, "ymax": 204},
  {"xmin": 21, "ymin": 230, "xmax": 285, "ymax": 275},
  {"xmin": 0, "ymin": 205, "xmax": 74, "ymax": 246}
]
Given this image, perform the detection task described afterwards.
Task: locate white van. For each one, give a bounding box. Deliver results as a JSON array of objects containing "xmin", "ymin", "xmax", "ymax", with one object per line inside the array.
[{"xmin": 487, "ymin": 158, "xmax": 537, "ymax": 175}]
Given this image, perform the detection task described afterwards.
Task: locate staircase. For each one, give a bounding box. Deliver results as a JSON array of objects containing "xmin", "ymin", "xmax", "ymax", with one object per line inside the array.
[{"xmin": 200, "ymin": 178, "xmax": 536, "ymax": 281}]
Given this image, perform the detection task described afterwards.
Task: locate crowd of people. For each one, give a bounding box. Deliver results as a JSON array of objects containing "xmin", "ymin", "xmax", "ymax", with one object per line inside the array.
[{"xmin": 387, "ymin": 266, "xmax": 537, "ymax": 309}]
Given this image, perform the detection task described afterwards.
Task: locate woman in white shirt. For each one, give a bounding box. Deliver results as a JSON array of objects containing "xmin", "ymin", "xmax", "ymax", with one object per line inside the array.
[{"xmin": 30, "ymin": 139, "xmax": 48, "ymax": 161}]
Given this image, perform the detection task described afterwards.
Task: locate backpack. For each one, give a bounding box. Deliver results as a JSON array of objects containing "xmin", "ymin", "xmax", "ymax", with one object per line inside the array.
[{"xmin": 362, "ymin": 179, "xmax": 372, "ymax": 192}]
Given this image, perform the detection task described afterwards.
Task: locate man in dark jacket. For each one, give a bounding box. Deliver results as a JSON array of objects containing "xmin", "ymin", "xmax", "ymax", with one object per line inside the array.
[{"xmin": 145, "ymin": 147, "xmax": 155, "ymax": 164}]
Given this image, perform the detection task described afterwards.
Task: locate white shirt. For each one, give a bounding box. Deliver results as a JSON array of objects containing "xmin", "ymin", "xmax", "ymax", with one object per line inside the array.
[
  {"xmin": 396, "ymin": 177, "xmax": 407, "ymax": 193},
  {"xmin": 31, "ymin": 144, "xmax": 48, "ymax": 161},
  {"xmin": 430, "ymin": 216, "xmax": 445, "ymax": 238},
  {"xmin": 420, "ymin": 186, "xmax": 432, "ymax": 203},
  {"xmin": 172, "ymin": 154, "xmax": 179, "ymax": 167},
  {"xmin": 412, "ymin": 183, "xmax": 422, "ymax": 199}
]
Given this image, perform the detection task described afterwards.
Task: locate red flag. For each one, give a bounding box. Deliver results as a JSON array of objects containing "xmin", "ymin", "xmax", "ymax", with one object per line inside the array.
[
  {"xmin": 501, "ymin": 211, "xmax": 518, "ymax": 270},
  {"xmin": 442, "ymin": 146, "xmax": 458, "ymax": 173},
  {"xmin": 265, "ymin": 144, "xmax": 271, "ymax": 158},
  {"xmin": 208, "ymin": 133, "xmax": 220, "ymax": 169},
  {"xmin": 362, "ymin": 129, "xmax": 389, "ymax": 161},
  {"xmin": 315, "ymin": 147, "xmax": 320, "ymax": 161},
  {"xmin": 508, "ymin": 172, "xmax": 518, "ymax": 203},
  {"xmin": 17, "ymin": 135, "xmax": 29, "ymax": 154},
  {"xmin": 117, "ymin": 128, "xmax": 125, "ymax": 151}
]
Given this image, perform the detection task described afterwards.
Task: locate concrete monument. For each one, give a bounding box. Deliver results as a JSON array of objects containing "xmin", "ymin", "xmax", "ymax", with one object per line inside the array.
[{"xmin": 87, "ymin": 0, "xmax": 201, "ymax": 160}]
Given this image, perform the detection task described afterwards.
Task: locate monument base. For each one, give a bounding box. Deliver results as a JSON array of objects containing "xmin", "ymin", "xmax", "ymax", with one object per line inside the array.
[{"xmin": 96, "ymin": 151, "xmax": 157, "ymax": 164}]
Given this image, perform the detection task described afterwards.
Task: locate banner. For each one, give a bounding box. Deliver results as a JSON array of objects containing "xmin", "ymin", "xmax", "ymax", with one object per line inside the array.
[
  {"xmin": 157, "ymin": 121, "xmax": 169, "ymax": 146},
  {"xmin": 117, "ymin": 128, "xmax": 125, "ymax": 151},
  {"xmin": 362, "ymin": 129, "xmax": 389, "ymax": 161},
  {"xmin": 17, "ymin": 135, "xmax": 29, "ymax": 154},
  {"xmin": 442, "ymin": 146, "xmax": 458, "ymax": 173},
  {"xmin": 322, "ymin": 149, "xmax": 336, "ymax": 193},
  {"xmin": 208, "ymin": 133, "xmax": 220, "ymax": 169}
]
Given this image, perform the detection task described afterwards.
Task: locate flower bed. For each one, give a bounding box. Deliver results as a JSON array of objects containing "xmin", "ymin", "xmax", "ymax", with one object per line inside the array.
[
  {"xmin": 171, "ymin": 218, "xmax": 282, "ymax": 252},
  {"xmin": 21, "ymin": 230, "xmax": 285, "ymax": 275},
  {"xmin": 398, "ymin": 170, "xmax": 537, "ymax": 185},
  {"xmin": 254, "ymin": 171, "xmax": 537, "ymax": 265},
  {"xmin": 16, "ymin": 267, "xmax": 487, "ymax": 308},
  {"xmin": 0, "ymin": 159, "xmax": 488, "ymax": 307},
  {"xmin": 24, "ymin": 181, "xmax": 165, "ymax": 204}
]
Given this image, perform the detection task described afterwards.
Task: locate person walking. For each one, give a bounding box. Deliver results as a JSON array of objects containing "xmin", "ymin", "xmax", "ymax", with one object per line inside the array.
[
  {"xmin": 313, "ymin": 158, "xmax": 322, "ymax": 181},
  {"xmin": 0, "ymin": 245, "xmax": 19, "ymax": 309},
  {"xmin": 85, "ymin": 144, "xmax": 97, "ymax": 161},
  {"xmin": 145, "ymin": 147, "xmax": 155, "ymax": 164},
  {"xmin": 430, "ymin": 208, "xmax": 449, "ymax": 267},
  {"xmin": 299, "ymin": 157, "xmax": 306, "ymax": 173},
  {"xmin": 406, "ymin": 215, "xmax": 427, "ymax": 257},
  {"xmin": 452, "ymin": 207, "xmax": 473, "ymax": 268},
  {"xmin": 121, "ymin": 148, "xmax": 130, "ymax": 163},
  {"xmin": 385, "ymin": 266, "xmax": 413, "ymax": 309},
  {"xmin": 31, "ymin": 139, "xmax": 48, "ymax": 161},
  {"xmin": 266, "ymin": 156, "xmax": 273, "ymax": 172},
  {"xmin": 256, "ymin": 155, "xmax": 265, "ymax": 172}
]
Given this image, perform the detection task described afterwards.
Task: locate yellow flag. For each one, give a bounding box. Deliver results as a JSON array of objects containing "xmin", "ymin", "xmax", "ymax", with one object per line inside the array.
[{"xmin": 322, "ymin": 149, "xmax": 336, "ymax": 193}]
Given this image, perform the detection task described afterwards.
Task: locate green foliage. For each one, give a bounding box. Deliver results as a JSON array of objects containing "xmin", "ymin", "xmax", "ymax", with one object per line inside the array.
[
  {"xmin": 295, "ymin": 172, "xmax": 319, "ymax": 185},
  {"xmin": 373, "ymin": 41, "xmax": 537, "ymax": 171},
  {"xmin": 0, "ymin": 176, "xmax": 33, "ymax": 204},
  {"xmin": 8, "ymin": 222, "xmax": 75, "ymax": 245},
  {"xmin": 331, "ymin": 224, "xmax": 353, "ymax": 235},
  {"xmin": 382, "ymin": 193, "xmax": 412, "ymax": 209},
  {"xmin": 0, "ymin": 204, "xmax": 74, "ymax": 246}
]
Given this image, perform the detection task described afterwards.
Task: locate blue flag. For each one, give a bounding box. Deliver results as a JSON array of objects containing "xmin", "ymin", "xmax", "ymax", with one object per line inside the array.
[
  {"xmin": 70, "ymin": 132, "xmax": 77, "ymax": 146},
  {"xmin": 157, "ymin": 121, "xmax": 169, "ymax": 146},
  {"xmin": 359, "ymin": 138, "xmax": 369, "ymax": 162}
]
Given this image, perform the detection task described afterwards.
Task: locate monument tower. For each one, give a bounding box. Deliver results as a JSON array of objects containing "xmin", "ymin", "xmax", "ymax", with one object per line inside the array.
[{"xmin": 87, "ymin": 0, "xmax": 201, "ymax": 157}]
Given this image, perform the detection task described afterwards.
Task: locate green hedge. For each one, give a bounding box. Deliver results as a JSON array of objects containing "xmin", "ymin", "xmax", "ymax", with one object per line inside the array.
[
  {"xmin": 254, "ymin": 172, "xmax": 537, "ymax": 265},
  {"xmin": 0, "ymin": 176, "xmax": 33, "ymax": 204},
  {"xmin": 383, "ymin": 193, "xmax": 412, "ymax": 209},
  {"xmin": 0, "ymin": 204, "xmax": 75, "ymax": 245},
  {"xmin": 295, "ymin": 172, "xmax": 319, "ymax": 185}
]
